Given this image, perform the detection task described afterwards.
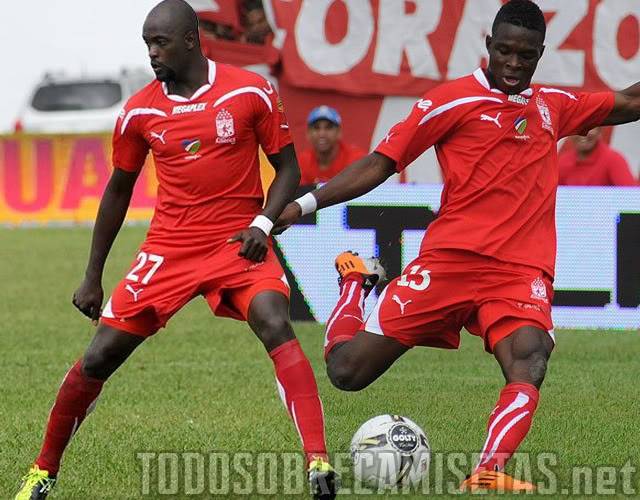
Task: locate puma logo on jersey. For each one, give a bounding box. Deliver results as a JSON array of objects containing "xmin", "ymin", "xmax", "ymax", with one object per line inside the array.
[
  {"xmin": 125, "ymin": 284, "xmax": 144, "ymax": 302},
  {"xmin": 392, "ymin": 294, "xmax": 412, "ymax": 315},
  {"xmin": 150, "ymin": 130, "xmax": 167, "ymax": 144},
  {"xmin": 384, "ymin": 132, "xmax": 395, "ymax": 144},
  {"xmin": 480, "ymin": 112, "xmax": 502, "ymax": 128}
]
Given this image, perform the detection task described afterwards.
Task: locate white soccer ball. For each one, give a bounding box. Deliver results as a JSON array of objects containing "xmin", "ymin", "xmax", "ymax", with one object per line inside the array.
[{"xmin": 350, "ymin": 414, "xmax": 430, "ymax": 490}]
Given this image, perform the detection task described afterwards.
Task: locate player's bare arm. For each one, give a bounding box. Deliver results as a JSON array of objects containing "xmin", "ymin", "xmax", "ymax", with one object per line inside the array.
[
  {"xmin": 229, "ymin": 143, "xmax": 300, "ymax": 262},
  {"xmin": 72, "ymin": 168, "xmax": 139, "ymax": 324},
  {"xmin": 602, "ymin": 83, "xmax": 640, "ymax": 126},
  {"xmin": 273, "ymin": 152, "xmax": 396, "ymax": 233}
]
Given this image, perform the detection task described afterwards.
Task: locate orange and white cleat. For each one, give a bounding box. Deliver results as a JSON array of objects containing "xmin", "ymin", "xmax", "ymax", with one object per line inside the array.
[
  {"xmin": 334, "ymin": 251, "xmax": 386, "ymax": 291},
  {"xmin": 460, "ymin": 470, "xmax": 536, "ymax": 493}
]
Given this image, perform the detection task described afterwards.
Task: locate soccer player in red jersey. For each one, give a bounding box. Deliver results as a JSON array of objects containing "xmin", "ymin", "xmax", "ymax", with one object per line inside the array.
[
  {"xmin": 276, "ymin": 0, "xmax": 640, "ymax": 492},
  {"xmin": 15, "ymin": 1, "xmax": 338, "ymax": 499}
]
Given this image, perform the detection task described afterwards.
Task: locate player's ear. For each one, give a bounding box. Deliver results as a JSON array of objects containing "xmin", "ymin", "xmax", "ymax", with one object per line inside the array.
[
  {"xmin": 184, "ymin": 29, "xmax": 197, "ymax": 50},
  {"xmin": 485, "ymin": 34, "xmax": 492, "ymax": 53}
]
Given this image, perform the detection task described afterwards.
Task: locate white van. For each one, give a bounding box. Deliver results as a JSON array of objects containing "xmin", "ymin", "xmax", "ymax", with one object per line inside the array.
[{"xmin": 17, "ymin": 69, "xmax": 151, "ymax": 134}]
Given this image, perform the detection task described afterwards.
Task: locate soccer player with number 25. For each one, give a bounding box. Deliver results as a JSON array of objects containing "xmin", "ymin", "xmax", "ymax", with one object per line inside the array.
[{"xmin": 276, "ymin": 0, "xmax": 640, "ymax": 492}]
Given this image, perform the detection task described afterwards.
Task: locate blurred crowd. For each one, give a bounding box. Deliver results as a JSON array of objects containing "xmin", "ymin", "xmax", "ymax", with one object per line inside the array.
[
  {"xmin": 558, "ymin": 129, "xmax": 637, "ymax": 186},
  {"xmin": 199, "ymin": 0, "xmax": 272, "ymax": 45}
]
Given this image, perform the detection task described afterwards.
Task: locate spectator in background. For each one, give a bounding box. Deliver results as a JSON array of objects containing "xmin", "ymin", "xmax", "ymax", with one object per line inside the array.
[
  {"xmin": 298, "ymin": 106, "xmax": 367, "ymax": 185},
  {"xmin": 558, "ymin": 128, "xmax": 637, "ymax": 186},
  {"xmin": 240, "ymin": 0, "xmax": 272, "ymax": 44},
  {"xmin": 199, "ymin": 19, "xmax": 237, "ymax": 41}
]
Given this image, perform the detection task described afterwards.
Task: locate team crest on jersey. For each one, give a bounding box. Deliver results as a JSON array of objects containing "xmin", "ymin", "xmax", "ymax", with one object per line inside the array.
[
  {"xmin": 215, "ymin": 109, "xmax": 236, "ymax": 144},
  {"xmin": 530, "ymin": 277, "xmax": 548, "ymax": 303},
  {"xmin": 536, "ymin": 96, "xmax": 554, "ymax": 134}
]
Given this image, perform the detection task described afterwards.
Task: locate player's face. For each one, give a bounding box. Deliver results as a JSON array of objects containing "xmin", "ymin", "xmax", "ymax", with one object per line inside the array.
[
  {"xmin": 142, "ymin": 21, "xmax": 188, "ymax": 82},
  {"xmin": 485, "ymin": 23, "xmax": 545, "ymax": 95},
  {"xmin": 307, "ymin": 120, "xmax": 341, "ymax": 155}
]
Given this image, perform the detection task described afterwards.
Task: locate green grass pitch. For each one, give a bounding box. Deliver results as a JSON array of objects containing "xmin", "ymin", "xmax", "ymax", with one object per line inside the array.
[{"xmin": 1, "ymin": 227, "xmax": 638, "ymax": 498}]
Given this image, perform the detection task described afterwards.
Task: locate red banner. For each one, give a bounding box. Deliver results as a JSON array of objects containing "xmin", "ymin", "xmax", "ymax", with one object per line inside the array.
[
  {"xmin": 266, "ymin": 0, "xmax": 640, "ymax": 96},
  {"xmin": 0, "ymin": 135, "xmax": 275, "ymax": 225}
]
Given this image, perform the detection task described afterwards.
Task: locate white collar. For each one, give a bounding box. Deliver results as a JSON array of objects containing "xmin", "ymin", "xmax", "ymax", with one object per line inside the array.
[
  {"xmin": 473, "ymin": 68, "xmax": 533, "ymax": 97},
  {"xmin": 162, "ymin": 59, "xmax": 217, "ymax": 102}
]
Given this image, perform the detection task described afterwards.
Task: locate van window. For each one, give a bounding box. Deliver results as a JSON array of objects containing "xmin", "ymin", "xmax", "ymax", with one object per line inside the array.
[{"xmin": 31, "ymin": 82, "xmax": 122, "ymax": 111}]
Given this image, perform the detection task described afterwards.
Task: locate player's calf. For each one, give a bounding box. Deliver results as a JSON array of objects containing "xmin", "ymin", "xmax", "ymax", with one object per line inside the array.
[
  {"xmin": 326, "ymin": 331, "xmax": 409, "ymax": 392},
  {"xmin": 324, "ymin": 252, "xmax": 386, "ymax": 358},
  {"xmin": 471, "ymin": 325, "xmax": 554, "ymax": 476}
]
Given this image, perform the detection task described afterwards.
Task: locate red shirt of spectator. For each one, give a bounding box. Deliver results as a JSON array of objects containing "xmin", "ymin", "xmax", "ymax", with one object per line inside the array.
[
  {"xmin": 298, "ymin": 106, "xmax": 367, "ymax": 185},
  {"xmin": 558, "ymin": 128, "xmax": 637, "ymax": 186}
]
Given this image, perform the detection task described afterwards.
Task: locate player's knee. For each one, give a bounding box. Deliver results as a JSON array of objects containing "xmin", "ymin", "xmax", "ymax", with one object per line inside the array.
[
  {"xmin": 327, "ymin": 357, "xmax": 365, "ymax": 392},
  {"xmin": 526, "ymin": 351, "xmax": 548, "ymax": 387},
  {"xmin": 506, "ymin": 350, "xmax": 548, "ymax": 388},
  {"xmin": 255, "ymin": 316, "xmax": 294, "ymax": 351},
  {"xmin": 82, "ymin": 346, "xmax": 121, "ymax": 380}
]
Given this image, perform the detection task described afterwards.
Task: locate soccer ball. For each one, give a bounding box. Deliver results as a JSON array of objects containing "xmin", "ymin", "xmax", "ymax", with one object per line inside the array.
[{"xmin": 350, "ymin": 414, "xmax": 430, "ymax": 489}]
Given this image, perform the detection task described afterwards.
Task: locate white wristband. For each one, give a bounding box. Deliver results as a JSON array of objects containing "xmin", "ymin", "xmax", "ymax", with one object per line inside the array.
[
  {"xmin": 250, "ymin": 215, "xmax": 274, "ymax": 236},
  {"xmin": 294, "ymin": 192, "xmax": 317, "ymax": 216}
]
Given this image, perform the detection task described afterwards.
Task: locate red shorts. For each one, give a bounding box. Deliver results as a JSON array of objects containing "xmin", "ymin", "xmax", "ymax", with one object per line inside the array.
[
  {"xmin": 101, "ymin": 239, "xmax": 289, "ymax": 337},
  {"xmin": 364, "ymin": 250, "xmax": 555, "ymax": 353}
]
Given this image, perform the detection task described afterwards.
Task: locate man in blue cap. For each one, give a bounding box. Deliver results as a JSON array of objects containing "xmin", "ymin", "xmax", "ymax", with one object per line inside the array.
[{"xmin": 298, "ymin": 105, "xmax": 366, "ymax": 185}]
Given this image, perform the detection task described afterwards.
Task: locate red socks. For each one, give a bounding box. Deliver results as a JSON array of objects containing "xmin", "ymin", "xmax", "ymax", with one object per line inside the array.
[
  {"xmin": 476, "ymin": 382, "xmax": 539, "ymax": 472},
  {"xmin": 35, "ymin": 360, "xmax": 104, "ymax": 475},
  {"xmin": 324, "ymin": 275, "xmax": 367, "ymax": 358},
  {"xmin": 269, "ymin": 339, "xmax": 327, "ymax": 464}
]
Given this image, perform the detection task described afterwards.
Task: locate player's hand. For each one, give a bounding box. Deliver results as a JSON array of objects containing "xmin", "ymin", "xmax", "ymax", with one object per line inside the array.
[
  {"xmin": 228, "ymin": 227, "xmax": 269, "ymax": 262},
  {"xmin": 72, "ymin": 278, "xmax": 104, "ymax": 326},
  {"xmin": 272, "ymin": 202, "xmax": 302, "ymax": 235}
]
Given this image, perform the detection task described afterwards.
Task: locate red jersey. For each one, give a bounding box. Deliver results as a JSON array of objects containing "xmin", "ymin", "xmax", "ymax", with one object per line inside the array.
[
  {"xmin": 298, "ymin": 141, "xmax": 367, "ymax": 184},
  {"xmin": 558, "ymin": 141, "xmax": 637, "ymax": 186},
  {"xmin": 113, "ymin": 60, "xmax": 291, "ymax": 244},
  {"xmin": 376, "ymin": 68, "xmax": 614, "ymax": 277}
]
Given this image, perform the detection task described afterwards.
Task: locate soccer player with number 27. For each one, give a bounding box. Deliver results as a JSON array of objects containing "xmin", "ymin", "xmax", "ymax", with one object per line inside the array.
[{"xmin": 15, "ymin": 1, "xmax": 338, "ymax": 499}]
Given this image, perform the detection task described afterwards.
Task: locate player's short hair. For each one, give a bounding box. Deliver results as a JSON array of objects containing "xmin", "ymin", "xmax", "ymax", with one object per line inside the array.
[
  {"xmin": 151, "ymin": 0, "xmax": 200, "ymax": 41},
  {"xmin": 492, "ymin": 0, "xmax": 546, "ymax": 41}
]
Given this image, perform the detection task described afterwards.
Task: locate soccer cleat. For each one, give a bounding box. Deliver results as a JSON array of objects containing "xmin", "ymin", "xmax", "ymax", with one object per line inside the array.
[
  {"xmin": 15, "ymin": 466, "xmax": 56, "ymax": 500},
  {"xmin": 459, "ymin": 470, "xmax": 536, "ymax": 492},
  {"xmin": 335, "ymin": 251, "xmax": 386, "ymax": 291},
  {"xmin": 308, "ymin": 457, "xmax": 340, "ymax": 500}
]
